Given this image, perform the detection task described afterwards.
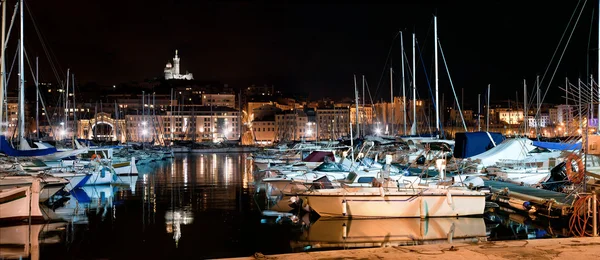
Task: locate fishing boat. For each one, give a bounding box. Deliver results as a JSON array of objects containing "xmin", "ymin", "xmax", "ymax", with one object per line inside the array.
[
  {"xmin": 0, "ymin": 178, "xmax": 43, "ymax": 222},
  {"xmin": 288, "ymin": 183, "xmax": 486, "ymax": 218}
]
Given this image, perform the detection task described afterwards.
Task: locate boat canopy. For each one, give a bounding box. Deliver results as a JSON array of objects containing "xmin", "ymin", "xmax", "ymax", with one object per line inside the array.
[
  {"xmin": 453, "ymin": 132, "xmax": 505, "ymax": 158},
  {"xmin": 532, "ymin": 141, "xmax": 581, "ymax": 151}
]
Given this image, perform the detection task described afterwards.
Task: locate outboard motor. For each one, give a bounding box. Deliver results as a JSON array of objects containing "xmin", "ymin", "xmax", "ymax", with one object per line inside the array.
[
  {"xmin": 541, "ymin": 162, "xmax": 568, "ymax": 192},
  {"xmin": 416, "ymin": 155, "xmax": 426, "ymax": 165}
]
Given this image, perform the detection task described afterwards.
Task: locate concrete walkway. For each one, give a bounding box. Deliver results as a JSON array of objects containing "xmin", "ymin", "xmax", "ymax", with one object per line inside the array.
[{"xmin": 226, "ymin": 237, "xmax": 600, "ymax": 260}]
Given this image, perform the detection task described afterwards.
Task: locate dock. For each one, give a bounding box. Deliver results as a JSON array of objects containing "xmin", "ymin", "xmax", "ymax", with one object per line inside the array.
[
  {"xmin": 224, "ymin": 237, "xmax": 600, "ymax": 259},
  {"xmin": 484, "ymin": 180, "xmax": 574, "ymax": 217}
]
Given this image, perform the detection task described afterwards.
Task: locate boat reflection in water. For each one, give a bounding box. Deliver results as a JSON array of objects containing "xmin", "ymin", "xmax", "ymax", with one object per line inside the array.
[
  {"xmin": 0, "ymin": 222, "xmax": 67, "ymax": 260},
  {"xmin": 165, "ymin": 208, "xmax": 194, "ymax": 247},
  {"xmin": 54, "ymin": 175, "xmax": 137, "ymax": 224},
  {"xmin": 292, "ymin": 217, "xmax": 487, "ymax": 251}
]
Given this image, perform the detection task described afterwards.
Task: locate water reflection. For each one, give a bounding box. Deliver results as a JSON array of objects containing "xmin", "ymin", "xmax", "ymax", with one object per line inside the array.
[
  {"xmin": 0, "ymin": 153, "xmax": 569, "ymax": 260},
  {"xmin": 292, "ymin": 217, "xmax": 487, "ymax": 251},
  {"xmin": 0, "ymin": 222, "xmax": 67, "ymax": 260}
]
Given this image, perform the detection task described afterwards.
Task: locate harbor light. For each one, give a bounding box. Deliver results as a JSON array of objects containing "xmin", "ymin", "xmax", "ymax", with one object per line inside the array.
[
  {"xmin": 59, "ymin": 129, "xmax": 66, "ymax": 137},
  {"xmin": 375, "ymin": 128, "xmax": 381, "ymax": 135},
  {"xmin": 306, "ymin": 129, "xmax": 313, "ymax": 136},
  {"xmin": 142, "ymin": 129, "xmax": 148, "ymax": 136}
]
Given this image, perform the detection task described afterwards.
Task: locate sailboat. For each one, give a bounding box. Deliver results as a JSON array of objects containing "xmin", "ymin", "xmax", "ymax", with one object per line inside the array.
[{"xmin": 0, "ymin": 0, "xmax": 57, "ymax": 158}]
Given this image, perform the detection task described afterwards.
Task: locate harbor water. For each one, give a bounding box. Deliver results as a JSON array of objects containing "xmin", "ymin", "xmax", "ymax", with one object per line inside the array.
[{"xmin": 3, "ymin": 153, "xmax": 571, "ymax": 259}]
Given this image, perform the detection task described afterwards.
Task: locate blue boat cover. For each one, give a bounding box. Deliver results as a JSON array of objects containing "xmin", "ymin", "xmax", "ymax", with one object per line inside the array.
[
  {"xmin": 532, "ymin": 141, "xmax": 581, "ymax": 150},
  {"xmin": 0, "ymin": 135, "xmax": 57, "ymax": 157},
  {"xmin": 453, "ymin": 132, "xmax": 505, "ymax": 158}
]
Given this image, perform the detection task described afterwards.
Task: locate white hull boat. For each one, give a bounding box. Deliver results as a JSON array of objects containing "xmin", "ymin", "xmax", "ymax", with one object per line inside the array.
[{"xmin": 290, "ymin": 186, "xmax": 485, "ymax": 218}]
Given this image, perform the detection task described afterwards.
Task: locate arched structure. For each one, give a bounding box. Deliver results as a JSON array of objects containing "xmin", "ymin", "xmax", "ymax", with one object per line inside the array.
[{"xmin": 78, "ymin": 112, "xmax": 126, "ymax": 143}]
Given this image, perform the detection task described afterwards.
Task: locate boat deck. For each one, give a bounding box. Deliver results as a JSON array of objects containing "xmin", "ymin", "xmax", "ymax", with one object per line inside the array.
[{"xmin": 484, "ymin": 180, "xmax": 574, "ymax": 205}]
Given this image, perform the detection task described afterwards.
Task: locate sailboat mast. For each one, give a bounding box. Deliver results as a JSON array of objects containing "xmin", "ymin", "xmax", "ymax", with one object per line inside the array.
[
  {"xmin": 434, "ymin": 15, "xmax": 440, "ymax": 136},
  {"xmin": 35, "ymin": 57, "xmax": 39, "ymax": 140},
  {"xmin": 354, "ymin": 74, "xmax": 359, "ymax": 138},
  {"xmin": 0, "ymin": 0, "xmax": 6, "ymax": 135},
  {"xmin": 362, "ymin": 75, "xmax": 365, "ymax": 135},
  {"xmin": 565, "ymin": 77, "xmax": 569, "ymax": 135},
  {"xmin": 72, "ymin": 73, "xmax": 77, "ymax": 141},
  {"xmin": 115, "ymin": 101, "xmax": 119, "ymax": 143},
  {"xmin": 477, "ymin": 94, "xmax": 481, "ymax": 131},
  {"xmin": 65, "ymin": 69, "xmax": 70, "ymax": 140},
  {"xmin": 389, "ymin": 67, "xmax": 393, "ymax": 136},
  {"xmin": 486, "ymin": 84, "xmax": 490, "ymax": 132},
  {"xmin": 524, "ymin": 79, "xmax": 527, "ymax": 137},
  {"xmin": 412, "ymin": 33, "xmax": 417, "ymax": 134},
  {"xmin": 400, "ymin": 31, "xmax": 407, "ymax": 135},
  {"xmin": 536, "ymin": 76, "xmax": 540, "ymax": 137},
  {"xmin": 18, "ymin": 0, "xmax": 25, "ymax": 146},
  {"xmin": 598, "ymin": 0, "xmax": 600, "ymax": 124}
]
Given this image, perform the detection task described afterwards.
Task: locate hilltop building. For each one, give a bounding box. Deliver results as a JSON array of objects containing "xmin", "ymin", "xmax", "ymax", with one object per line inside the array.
[{"xmin": 164, "ymin": 50, "xmax": 194, "ymax": 80}]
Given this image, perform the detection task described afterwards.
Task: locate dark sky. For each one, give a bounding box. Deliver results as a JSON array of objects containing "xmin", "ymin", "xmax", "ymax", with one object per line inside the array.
[{"xmin": 16, "ymin": 0, "xmax": 599, "ymax": 106}]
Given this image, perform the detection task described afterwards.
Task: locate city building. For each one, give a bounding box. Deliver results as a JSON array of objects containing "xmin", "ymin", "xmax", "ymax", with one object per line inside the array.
[
  {"xmin": 496, "ymin": 109, "xmax": 524, "ymax": 125},
  {"xmin": 275, "ymin": 109, "xmax": 309, "ymax": 142},
  {"xmin": 316, "ymin": 107, "xmax": 350, "ymax": 140}
]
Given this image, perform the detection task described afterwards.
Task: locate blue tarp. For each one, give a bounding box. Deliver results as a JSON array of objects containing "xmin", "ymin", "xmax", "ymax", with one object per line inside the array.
[
  {"xmin": 532, "ymin": 141, "xmax": 581, "ymax": 151},
  {"xmin": 0, "ymin": 135, "xmax": 58, "ymax": 157},
  {"xmin": 453, "ymin": 132, "xmax": 505, "ymax": 158}
]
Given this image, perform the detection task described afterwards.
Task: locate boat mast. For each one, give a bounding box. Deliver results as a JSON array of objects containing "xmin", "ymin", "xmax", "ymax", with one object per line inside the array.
[
  {"xmin": 434, "ymin": 15, "xmax": 440, "ymax": 137},
  {"xmin": 362, "ymin": 75, "xmax": 365, "ymax": 136},
  {"xmin": 115, "ymin": 101, "xmax": 119, "ymax": 143},
  {"xmin": 389, "ymin": 67, "xmax": 393, "ymax": 136},
  {"xmin": 477, "ymin": 94, "xmax": 481, "ymax": 131},
  {"xmin": 412, "ymin": 33, "xmax": 417, "ymax": 134},
  {"xmin": 354, "ymin": 74, "xmax": 359, "ymax": 138},
  {"xmin": 72, "ymin": 73, "xmax": 77, "ymax": 145},
  {"xmin": 536, "ymin": 75, "xmax": 540, "ymax": 137},
  {"xmin": 400, "ymin": 31, "xmax": 407, "ymax": 135},
  {"xmin": 0, "ymin": 0, "xmax": 6, "ymax": 135},
  {"xmin": 35, "ymin": 56, "xmax": 38, "ymax": 140},
  {"xmin": 486, "ymin": 84, "xmax": 490, "ymax": 132},
  {"xmin": 17, "ymin": 0, "xmax": 25, "ymax": 148},
  {"xmin": 565, "ymin": 77, "xmax": 568, "ymax": 135},
  {"xmin": 524, "ymin": 79, "xmax": 527, "ymax": 137},
  {"xmin": 65, "ymin": 69, "xmax": 69, "ymax": 142}
]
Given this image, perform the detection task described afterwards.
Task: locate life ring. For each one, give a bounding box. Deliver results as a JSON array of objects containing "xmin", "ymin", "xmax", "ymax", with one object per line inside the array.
[
  {"xmin": 565, "ymin": 153, "xmax": 585, "ymax": 184},
  {"xmin": 91, "ymin": 154, "xmax": 102, "ymax": 162}
]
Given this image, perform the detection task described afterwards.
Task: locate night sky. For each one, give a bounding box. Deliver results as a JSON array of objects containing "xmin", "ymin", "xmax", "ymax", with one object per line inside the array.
[{"xmin": 18, "ymin": 1, "xmax": 599, "ymax": 106}]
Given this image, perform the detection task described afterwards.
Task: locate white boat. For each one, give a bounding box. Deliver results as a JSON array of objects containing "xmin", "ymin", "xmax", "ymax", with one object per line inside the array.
[
  {"xmin": 0, "ymin": 178, "xmax": 43, "ymax": 222},
  {"xmin": 293, "ymin": 217, "xmax": 486, "ymax": 249},
  {"xmin": 112, "ymin": 157, "xmax": 139, "ymax": 175},
  {"xmin": 289, "ymin": 185, "xmax": 485, "ymax": 218}
]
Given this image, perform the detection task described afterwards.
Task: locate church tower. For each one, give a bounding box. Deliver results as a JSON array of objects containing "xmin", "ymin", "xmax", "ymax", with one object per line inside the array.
[{"xmin": 173, "ymin": 49, "xmax": 180, "ymax": 76}]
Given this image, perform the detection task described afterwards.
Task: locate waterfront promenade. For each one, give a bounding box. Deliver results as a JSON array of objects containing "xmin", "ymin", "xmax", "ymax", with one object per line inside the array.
[{"xmin": 228, "ymin": 237, "xmax": 600, "ymax": 259}]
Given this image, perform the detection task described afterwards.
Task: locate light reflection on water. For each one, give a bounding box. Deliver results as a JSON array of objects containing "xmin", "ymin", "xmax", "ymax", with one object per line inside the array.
[{"xmin": 0, "ymin": 153, "xmax": 570, "ymax": 260}]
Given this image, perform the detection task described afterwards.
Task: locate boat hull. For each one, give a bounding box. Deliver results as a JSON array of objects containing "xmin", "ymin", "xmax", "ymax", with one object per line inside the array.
[
  {"xmin": 294, "ymin": 188, "xmax": 486, "ymax": 218},
  {"xmin": 0, "ymin": 182, "xmax": 43, "ymax": 222}
]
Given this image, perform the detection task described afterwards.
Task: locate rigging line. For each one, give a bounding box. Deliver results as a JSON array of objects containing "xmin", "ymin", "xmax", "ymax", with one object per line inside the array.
[
  {"xmin": 539, "ymin": 0, "xmax": 583, "ymax": 86},
  {"xmin": 373, "ymin": 31, "xmax": 400, "ymax": 101},
  {"xmin": 586, "ymin": 7, "xmax": 595, "ymax": 85},
  {"xmin": 415, "ymin": 90, "xmax": 432, "ymax": 135},
  {"xmin": 438, "ymin": 39, "xmax": 467, "ymax": 131},
  {"xmin": 25, "ymin": 1, "xmax": 65, "ymax": 88},
  {"xmin": 24, "ymin": 47, "xmax": 54, "ymax": 128},
  {"xmin": 5, "ymin": 41, "xmax": 19, "ymax": 88},
  {"xmin": 416, "ymin": 40, "xmax": 441, "ymax": 135},
  {"xmin": 537, "ymin": 0, "xmax": 588, "ymax": 119}
]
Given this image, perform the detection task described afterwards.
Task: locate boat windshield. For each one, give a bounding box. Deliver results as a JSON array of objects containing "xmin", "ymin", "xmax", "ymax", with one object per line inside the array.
[{"xmin": 314, "ymin": 162, "xmax": 348, "ymax": 172}]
